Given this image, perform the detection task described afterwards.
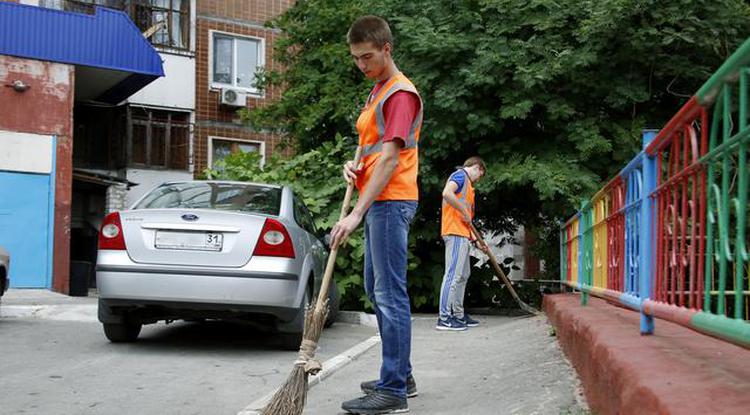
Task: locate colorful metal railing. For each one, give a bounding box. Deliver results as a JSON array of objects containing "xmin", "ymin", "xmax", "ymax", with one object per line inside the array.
[
  {"xmin": 606, "ymin": 177, "xmax": 626, "ymax": 293},
  {"xmin": 560, "ymin": 38, "xmax": 750, "ymax": 349}
]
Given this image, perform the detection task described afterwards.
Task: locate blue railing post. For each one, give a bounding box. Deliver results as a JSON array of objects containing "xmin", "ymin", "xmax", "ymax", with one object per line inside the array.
[{"xmin": 640, "ymin": 130, "xmax": 658, "ymax": 335}]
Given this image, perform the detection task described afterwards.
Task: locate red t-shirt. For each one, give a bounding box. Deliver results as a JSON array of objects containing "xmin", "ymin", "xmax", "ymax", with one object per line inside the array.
[{"xmin": 369, "ymin": 80, "xmax": 420, "ymax": 146}]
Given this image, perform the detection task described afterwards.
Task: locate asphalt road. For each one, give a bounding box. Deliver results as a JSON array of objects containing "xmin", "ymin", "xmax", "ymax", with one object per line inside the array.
[{"xmin": 0, "ymin": 317, "xmax": 376, "ymax": 415}]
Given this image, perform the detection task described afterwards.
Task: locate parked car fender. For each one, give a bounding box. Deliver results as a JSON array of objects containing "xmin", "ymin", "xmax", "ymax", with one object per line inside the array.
[{"xmin": 297, "ymin": 251, "xmax": 316, "ymax": 304}]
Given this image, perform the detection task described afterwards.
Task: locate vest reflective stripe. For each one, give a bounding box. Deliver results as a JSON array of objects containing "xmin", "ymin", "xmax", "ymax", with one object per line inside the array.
[
  {"xmin": 355, "ymin": 72, "xmax": 422, "ymax": 201},
  {"xmin": 441, "ymin": 170, "xmax": 475, "ymax": 238},
  {"xmin": 361, "ymin": 136, "xmax": 418, "ymax": 158},
  {"xmin": 373, "ymin": 82, "xmax": 422, "ymax": 151}
]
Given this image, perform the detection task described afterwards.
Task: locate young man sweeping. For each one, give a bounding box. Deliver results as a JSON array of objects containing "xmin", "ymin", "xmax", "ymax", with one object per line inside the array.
[
  {"xmin": 330, "ymin": 15, "xmax": 422, "ymax": 415},
  {"xmin": 437, "ymin": 157, "xmax": 487, "ymax": 331}
]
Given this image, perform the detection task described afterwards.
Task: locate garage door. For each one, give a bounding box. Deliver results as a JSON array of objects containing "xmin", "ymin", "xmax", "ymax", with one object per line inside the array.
[{"xmin": 0, "ymin": 131, "xmax": 55, "ymax": 288}]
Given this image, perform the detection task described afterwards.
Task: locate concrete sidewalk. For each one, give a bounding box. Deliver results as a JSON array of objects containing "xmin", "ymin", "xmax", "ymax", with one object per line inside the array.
[
  {"xmin": 0, "ymin": 289, "xmax": 98, "ymax": 320},
  {"xmin": 1, "ymin": 288, "xmax": 97, "ymax": 305},
  {"xmin": 545, "ymin": 294, "xmax": 750, "ymax": 415},
  {"xmin": 290, "ymin": 314, "xmax": 587, "ymax": 415}
]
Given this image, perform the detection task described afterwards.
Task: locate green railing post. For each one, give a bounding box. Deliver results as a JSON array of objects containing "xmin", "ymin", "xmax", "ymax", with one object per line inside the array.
[
  {"xmin": 704, "ymin": 100, "xmax": 722, "ymax": 313},
  {"xmin": 734, "ymin": 69, "xmax": 747, "ymax": 319},
  {"xmin": 719, "ymin": 84, "xmax": 732, "ymax": 316}
]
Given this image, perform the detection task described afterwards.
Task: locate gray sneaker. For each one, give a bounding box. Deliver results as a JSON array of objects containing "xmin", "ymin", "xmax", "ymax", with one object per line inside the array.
[
  {"xmin": 436, "ymin": 316, "xmax": 467, "ymax": 331},
  {"xmin": 342, "ymin": 391, "xmax": 409, "ymax": 414},
  {"xmin": 360, "ymin": 375, "xmax": 418, "ymax": 398}
]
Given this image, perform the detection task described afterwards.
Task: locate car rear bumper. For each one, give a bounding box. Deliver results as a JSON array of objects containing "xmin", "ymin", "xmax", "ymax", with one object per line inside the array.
[
  {"xmin": 98, "ymin": 297, "xmax": 301, "ymax": 323},
  {"xmin": 97, "ymin": 267, "xmax": 299, "ymax": 305},
  {"xmin": 96, "ymin": 251, "xmax": 306, "ymax": 320}
]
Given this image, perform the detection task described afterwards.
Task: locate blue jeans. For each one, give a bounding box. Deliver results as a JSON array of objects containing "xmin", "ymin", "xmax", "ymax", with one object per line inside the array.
[{"xmin": 364, "ymin": 200, "xmax": 417, "ymax": 398}]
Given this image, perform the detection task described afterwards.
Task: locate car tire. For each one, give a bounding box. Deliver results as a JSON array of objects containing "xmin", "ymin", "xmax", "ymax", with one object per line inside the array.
[
  {"xmin": 278, "ymin": 331, "xmax": 303, "ymax": 351},
  {"xmin": 276, "ymin": 283, "xmax": 311, "ymax": 351},
  {"xmin": 324, "ymin": 280, "xmax": 340, "ymax": 328},
  {"xmin": 103, "ymin": 322, "xmax": 142, "ymax": 343}
]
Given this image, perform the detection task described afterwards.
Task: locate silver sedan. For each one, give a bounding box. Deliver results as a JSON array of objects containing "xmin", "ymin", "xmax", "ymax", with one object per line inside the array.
[{"xmin": 96, "ymin": 181, "xmax": 338, "ymax": 349}]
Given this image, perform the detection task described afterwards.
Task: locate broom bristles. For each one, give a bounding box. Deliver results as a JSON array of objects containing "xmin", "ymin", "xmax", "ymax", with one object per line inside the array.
[
  {"xmin": 259, "ymin": 301, "xmax": 329, "ymax": 415},
  {"xmin": 259, "ymin": 366, "xmax": 308, "ymax": 415}
]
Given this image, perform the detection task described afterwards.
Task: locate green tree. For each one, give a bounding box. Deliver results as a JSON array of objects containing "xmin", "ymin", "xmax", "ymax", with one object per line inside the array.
[{"xmin": 241, "ymin": 0, "xmax": 750, "ymax": 310}]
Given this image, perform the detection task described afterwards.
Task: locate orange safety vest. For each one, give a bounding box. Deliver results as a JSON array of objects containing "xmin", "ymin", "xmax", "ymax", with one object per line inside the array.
[
  {"xmin": 355, "ymin": 72, "xmax": 423, "ymax": 201},
  {"xmin": 441, "ymin": 169, "xmax": 475, "ymax": 238}
]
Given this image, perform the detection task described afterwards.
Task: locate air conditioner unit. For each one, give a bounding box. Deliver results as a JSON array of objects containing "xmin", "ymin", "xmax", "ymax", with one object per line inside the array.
[{"xmin": 220, "ymin": 88, "xmax": 247, "ymax": 107}]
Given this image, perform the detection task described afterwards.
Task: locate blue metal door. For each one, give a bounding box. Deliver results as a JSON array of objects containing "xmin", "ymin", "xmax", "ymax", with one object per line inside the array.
[{"xmin": 0, "ymin": 171, "xmax": 52, "ymax": 287}]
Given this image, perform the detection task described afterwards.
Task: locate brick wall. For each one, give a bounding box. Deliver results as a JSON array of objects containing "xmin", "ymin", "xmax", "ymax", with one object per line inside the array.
[
  {"xmin": 197, "ymin": 0, "xmax": 295, "ymax": 24},
  {"xmin": 0, "ymin": 55, "xmax": 74, "ymax": 294},
  {"xmin": 194, "ymin": 0, "xmax": 295, "ymax": 174},
  {"xmin": 105, "ymin": 184, "xmax": 128, "ymax": 213}
]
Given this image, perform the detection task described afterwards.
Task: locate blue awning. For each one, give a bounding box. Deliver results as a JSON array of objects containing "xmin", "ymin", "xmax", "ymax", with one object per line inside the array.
[{"xmin": 0, "ymin": 3, "xmax": 165, "ymax": 104}]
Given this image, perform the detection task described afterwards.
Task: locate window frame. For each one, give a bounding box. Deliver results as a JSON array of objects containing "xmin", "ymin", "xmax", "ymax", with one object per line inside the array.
[
  {"xmin": 208, "ymin": 136, "xmax": 266, "ymax": 168},
  {"xmin": 292, "ymin": 196, "xmax": 318, "ymax": 236},
  {"xmin": 131, "ymin": 0, "xmax": 191, "ymax": 51},
  {"xmin": 208, "ymin": 30, "xmax": 266, "ymax": 97},
  {"xmin": 126, "ymin": 106, "xmax": 191, "ymax": 171}
]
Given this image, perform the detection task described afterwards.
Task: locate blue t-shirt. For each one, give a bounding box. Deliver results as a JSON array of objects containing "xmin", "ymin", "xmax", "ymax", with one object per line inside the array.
[{"xmin": 449, "ymin": 169, "xmax": 466, "ymax": 194}]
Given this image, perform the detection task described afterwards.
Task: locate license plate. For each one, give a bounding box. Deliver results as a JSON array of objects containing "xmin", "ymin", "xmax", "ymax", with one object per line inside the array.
[{"xmin": 155, "ymin": 231, "xmax": 223, "ymax": 251}]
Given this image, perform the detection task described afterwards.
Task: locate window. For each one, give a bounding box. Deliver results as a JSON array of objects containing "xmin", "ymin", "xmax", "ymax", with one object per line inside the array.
[
  {"xmin": 129, "ymin": 107, "xmax": 190, "ymax": 170},
  {"xmin": 209, "ymin": 137, "xmax": 264, "ymax": 168},
  {"xmin": 133, "ymin": 0, "xmax": 190, "ymax": 50},
  {"xmin": 135, "ymin": 182, "xmax": 281, "ymax": 215},
  {"xmin": 293, "ymin": 196, "xmax": 319, "ymax": 236},
  {"xmin": 40, "ymin": 0, "xmax": 126, "ymax": 14},
  {"xmin": 72, "ymin": 104, "xmax": 127, "ymax": 169},
  {"xmin": 211, "ymin": 31, "xmax": 265, "ymax": 94}
]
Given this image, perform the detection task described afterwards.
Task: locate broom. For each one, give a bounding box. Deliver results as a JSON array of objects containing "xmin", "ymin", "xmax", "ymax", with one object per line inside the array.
[
  {"xmin": 469, "ymin": 222, "xmax": 540, "ymax": 315},
  {"xmin": 260, "ymin": 146, "xmax": 362, "ymax": 415}
]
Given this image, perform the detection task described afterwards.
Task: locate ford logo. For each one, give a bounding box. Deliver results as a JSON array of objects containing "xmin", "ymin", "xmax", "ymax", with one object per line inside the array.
[{"xmin": 181, "ymin": 214, "xmax": 199, "ymax": 221}]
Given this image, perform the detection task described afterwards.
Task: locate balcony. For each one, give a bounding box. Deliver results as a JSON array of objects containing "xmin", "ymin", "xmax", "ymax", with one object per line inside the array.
[{"xmin": 40, "ymin": 0, "xmax": 191, "ymax": 51}]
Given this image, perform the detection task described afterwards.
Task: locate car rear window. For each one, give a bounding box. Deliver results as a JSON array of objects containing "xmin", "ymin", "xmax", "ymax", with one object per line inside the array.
[{"xmin": 135, "ymin": 182, "xmax": 282, "ymax": 215}]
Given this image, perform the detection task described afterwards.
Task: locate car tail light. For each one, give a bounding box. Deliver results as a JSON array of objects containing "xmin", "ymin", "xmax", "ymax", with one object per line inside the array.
[
  {"xmin": 253, "ymin": 218, "xmax": 295, "ymax": 258},
  {"xmin": 98, "ymin": 212, "xmax": 126, "ymax": 250}
]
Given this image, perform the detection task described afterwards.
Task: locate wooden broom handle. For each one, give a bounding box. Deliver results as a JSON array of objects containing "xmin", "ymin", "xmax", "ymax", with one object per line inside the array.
[
  {"xmin": 315, "ymin": 146, "xmax": 363, "ymax": 312},
  {"xmin": 469, "ymin": 222, "xmax": 527, "ymax": 307}
]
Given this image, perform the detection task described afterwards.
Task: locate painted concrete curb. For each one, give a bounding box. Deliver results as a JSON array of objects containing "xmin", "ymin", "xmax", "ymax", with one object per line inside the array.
[
  {"xmin": 544, "ymin": 293, "xmax": 750, "ymax": 415},
  {"xmin": 237, "ymin": 335, "xmax": 381, "ymax": 415},
  {"xmin": 334, "ymin": 310, "xmax": 378, "ymax": 328}
]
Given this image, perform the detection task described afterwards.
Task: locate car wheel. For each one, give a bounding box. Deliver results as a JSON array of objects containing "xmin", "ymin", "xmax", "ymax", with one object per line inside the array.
[
  {"xmin": 324, "ymin": 280, "xmax": 340, "ymax": 328},
  {"xmin": 276, "ymin": 283, "xmax": 311, "ymax": 351},
  {"xmin": 278, "ymin": 331, "xmax": 303, "ymax": 351},
  {"xmin": 103, "ymin": 322, "xmax": 142, "ymax": 343}
]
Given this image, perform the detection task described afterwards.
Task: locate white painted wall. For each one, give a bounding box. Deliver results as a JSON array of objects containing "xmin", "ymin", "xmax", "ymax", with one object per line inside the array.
[
  {"xmin": 0, "ymin": 131, "xmax": 53, "ymax": 174},
  {"xmin": 127, "ymin": 54, "xmax": 196, "ymax": 110},
  {"xmin": 124, "ymin": 168, "xmax": 194, "ymax": 207},
  {"xmin": 472, "ymin": 225, "xmax": 526, "ymax": 281}
]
